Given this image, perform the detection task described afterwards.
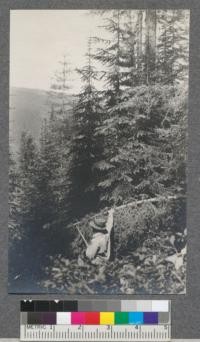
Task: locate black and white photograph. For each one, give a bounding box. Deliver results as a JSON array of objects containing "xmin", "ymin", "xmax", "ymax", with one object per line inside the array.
[{"xmin": 9, "ymin": 9, "xmax": 189, "ymax": 294}]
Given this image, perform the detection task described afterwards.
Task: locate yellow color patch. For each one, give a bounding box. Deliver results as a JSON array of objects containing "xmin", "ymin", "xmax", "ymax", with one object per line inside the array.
[{"xmin": 100, "ymin": 312, "xmax": 114, "ymax": 325}]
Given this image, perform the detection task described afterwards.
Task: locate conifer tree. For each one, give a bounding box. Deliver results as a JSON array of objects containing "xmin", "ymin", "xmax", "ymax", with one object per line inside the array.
[
  {"xmin": 93, "ymin": 9, "xmax": 188, "ymax": 204},
  {"xmin": 93, "ymin": 10, "xmax": 148, "ymax": 205},
  {"xmin": 157, "ymin": 10, "xmax": 189, "ymax": 85},
  {"xmin": 37, "ymin": 55, "xmax": 73, "ymax": 230},
  {"xmin": 92, "ymin": 11, "xmax": 134, "ymax": 204},
  {"xmin": 36, "ymin": 118, "xmax": 59, "ymax": 228},
  {"xmin": 68, "ymin": 38, "xmax": 103, "ymax": 219},
  {"xmin": 94, "ymin": 10, "xmax": 125, "ymax": 105},
  {"xmin": 18, "ymin": 131, "xmax": 39, "ymax": 230},
  {"xmin": 49, "ymin": 55, "xmax": 71, "ymax": 117},
  {"xmin": 9, "ymin": 145, "xmax": 36, "ymax": 282},
  {"xmin": 9, "ymin": 153, "xmax": 21, "ymax": 241},
  {"xmin": 120, "ymin": 11, "xmax": 137, "ymax": 88}
]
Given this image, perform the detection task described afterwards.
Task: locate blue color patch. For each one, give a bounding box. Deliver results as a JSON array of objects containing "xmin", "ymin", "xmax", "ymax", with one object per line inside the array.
[{"xmin": 128, "ymin": 312, "xmax": 144, "ymax": 324}]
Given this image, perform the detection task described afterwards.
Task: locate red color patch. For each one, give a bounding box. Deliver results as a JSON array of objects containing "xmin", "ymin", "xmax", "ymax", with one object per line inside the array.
[{"xmin": 85, "ymin": 312, "xmax": 100, "ymax": 325}]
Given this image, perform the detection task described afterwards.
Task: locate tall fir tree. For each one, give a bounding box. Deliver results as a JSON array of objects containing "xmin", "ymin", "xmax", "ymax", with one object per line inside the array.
[
  {"xmin": 93, "ymin": 9, "xmax": 188, "ymax": 205},
  {"xmin": 9, "ymin": 152, "xmax": 21, "ymax": 241},
  {"xmin": 13, "ymin": 131, "xmax": 41, "ymax": 278},
  {"xmin": 48, "ymin": 54, "xmax": 71, "ymax": 117},
  {"xmin": 35, "ymin": 55, "xmax": 73, "ymax": 255},
  {"xmin": 39, "ymin": 55, "xmax": 73, "ymax": 226},
  {"xmin": 92, "ymin": 11, "xmax": 137, "ymax": 205},
  {"xmin": 37, "ymin": 118, "xmax": 59, "ymax": 229},
  {"xmin": 94, "ymin": 10, "xmax": 125, "ymax": 105},
  {"xmin": 18, "ymin": 131, "xmax": 39, "ymax": 230},
  {"xmin": 156, "ymin": 10, "xmax": 189, "ymax": 85},
  {"xmin": 68, "ymin": 38, "xmax": 103, "ymax": 219},
  {"xmin": 120, "ymin": 11, "xmax": 137, "ymax": 88}
]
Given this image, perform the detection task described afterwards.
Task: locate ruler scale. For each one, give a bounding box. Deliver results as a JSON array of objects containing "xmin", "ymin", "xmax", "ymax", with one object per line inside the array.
[
  {"xmin": 20, "ymin": 300, "xmax": 171, "ymax": 341},
  {"xmin": 21, "ymin": 325, "xmax": 171, "ymax": 341}
]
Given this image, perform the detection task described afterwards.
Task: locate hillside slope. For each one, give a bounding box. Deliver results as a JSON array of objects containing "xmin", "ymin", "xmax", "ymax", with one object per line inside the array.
[{"xmin": 9, "ymin": 87, "xmax": 74, "ymax": 154}]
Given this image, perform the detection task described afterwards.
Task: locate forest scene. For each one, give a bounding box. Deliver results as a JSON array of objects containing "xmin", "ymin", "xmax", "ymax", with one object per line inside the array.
[{"xmin": 9, "ymin": 9, "xmax": 189, "ymax": 294}]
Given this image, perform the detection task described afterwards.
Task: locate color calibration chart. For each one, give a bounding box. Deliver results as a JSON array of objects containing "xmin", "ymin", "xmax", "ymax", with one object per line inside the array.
[{"xmin": 20, "ymin": 300, "xmax": 171, "ymax": 341}]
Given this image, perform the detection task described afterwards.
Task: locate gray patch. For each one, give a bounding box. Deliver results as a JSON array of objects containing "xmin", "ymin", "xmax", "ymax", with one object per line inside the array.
[{"xmin": 159, "ymin": 312, "xmax": 170, "ymax": 324}]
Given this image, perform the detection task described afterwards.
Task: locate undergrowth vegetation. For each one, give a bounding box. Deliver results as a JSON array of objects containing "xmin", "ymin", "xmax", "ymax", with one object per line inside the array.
[{"xmin": 41, "ymin": 198, "xmax": 186, "ymax": 294}]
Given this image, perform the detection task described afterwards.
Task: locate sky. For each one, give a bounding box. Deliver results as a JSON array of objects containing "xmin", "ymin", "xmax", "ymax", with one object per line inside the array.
[
  {"xmin": 10, "ymin": 10, "xmax": 104, "ymax": 93},
  {"xmin": 10, "ymin": 10, "xmax": 189, "ymax": 94}
]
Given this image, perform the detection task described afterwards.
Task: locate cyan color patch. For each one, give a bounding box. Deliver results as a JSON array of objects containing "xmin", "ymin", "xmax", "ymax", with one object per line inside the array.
[{"xmin": 128, "ymin": 312, "xmax": 144, "ymax": 324}]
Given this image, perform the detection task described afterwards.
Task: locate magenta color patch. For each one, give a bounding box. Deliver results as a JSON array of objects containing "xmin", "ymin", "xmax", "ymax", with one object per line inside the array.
[{"xmin": 71, "ymin": 312, "xmax": 86, "ymax": 325}]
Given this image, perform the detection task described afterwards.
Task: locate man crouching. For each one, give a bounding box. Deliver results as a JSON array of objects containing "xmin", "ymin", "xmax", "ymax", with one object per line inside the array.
[{"xmin": 86, "ymin": 208, "xmax": 114, "ymax": 265}]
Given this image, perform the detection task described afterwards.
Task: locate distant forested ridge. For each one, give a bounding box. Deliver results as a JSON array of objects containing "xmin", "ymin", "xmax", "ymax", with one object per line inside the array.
[
  {"xmin": 9, "ymin": 10, "xmax": 188, "ymax": 294},
  {"xmin": 9, "ymin": 87, "xmax": 74, "ymax": 154}
]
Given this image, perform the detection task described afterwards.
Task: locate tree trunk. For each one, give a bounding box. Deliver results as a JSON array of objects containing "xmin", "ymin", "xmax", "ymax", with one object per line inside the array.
[
  {"xmin": 116, "ymin": 10, "xmax": 120, "ymax": 97},
  {"xmin": 145, "ymin": 9, "xmax": 157, "ymax": 84},
  {"xmin": 136, "ymin": 10, "xmax": 143, "ymax": 84}
]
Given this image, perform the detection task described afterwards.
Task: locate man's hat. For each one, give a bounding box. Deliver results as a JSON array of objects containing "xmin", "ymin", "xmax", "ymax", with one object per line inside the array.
[{"xmin": 89, "ymin": 217, "xmax": 107, "ymax": 231}]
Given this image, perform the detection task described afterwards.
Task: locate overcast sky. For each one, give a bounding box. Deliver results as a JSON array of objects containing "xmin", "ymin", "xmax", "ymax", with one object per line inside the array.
[{"xmin": 10, "ymin": 10, "xmax": 104, "ymax": 93}]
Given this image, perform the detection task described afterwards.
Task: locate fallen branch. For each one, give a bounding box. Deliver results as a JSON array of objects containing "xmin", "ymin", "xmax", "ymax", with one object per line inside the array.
[
  {"xmin": 71, "ymin": 194, "xmax": 185, "ymax": 247},
  {"xmin": 72, "ymin": 193, "xmax": 185, "ymax": 227},
  {"xmin": 116, "ymin": 194, "xmax": 185, "ymax": 210}
]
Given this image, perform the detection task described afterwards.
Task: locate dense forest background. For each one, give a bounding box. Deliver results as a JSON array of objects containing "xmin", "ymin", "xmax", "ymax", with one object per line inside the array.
[{"xmin": 9, "ymin": 9, "xmax": 189, "ymax": 294}]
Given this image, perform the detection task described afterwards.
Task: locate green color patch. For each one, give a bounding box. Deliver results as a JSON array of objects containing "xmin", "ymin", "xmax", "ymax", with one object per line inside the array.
[{"xmin": 115, "ymin": 312, "xmax": 129, "ymax": 324}]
